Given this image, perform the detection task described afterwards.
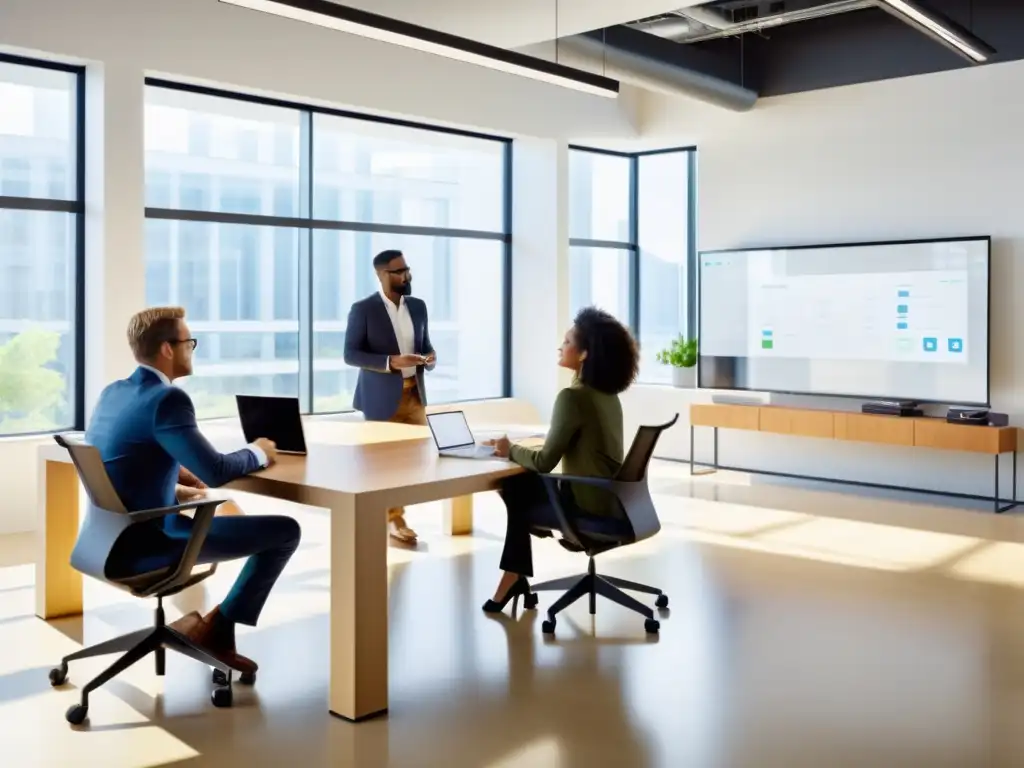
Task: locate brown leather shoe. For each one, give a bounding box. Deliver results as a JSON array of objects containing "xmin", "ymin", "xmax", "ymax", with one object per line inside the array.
[
  {"xmin": 168, "ymin": 611, "xmax": 203, "ymax": 634},
  {"xmin": 180, "ymin": 607, "xmax": 259, "ymax": 675}
]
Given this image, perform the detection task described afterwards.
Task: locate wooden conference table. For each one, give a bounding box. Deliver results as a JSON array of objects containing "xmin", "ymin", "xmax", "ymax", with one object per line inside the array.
[{"xmin": 35, "ymin": 419, "xmax": 538, "ymax": 721}]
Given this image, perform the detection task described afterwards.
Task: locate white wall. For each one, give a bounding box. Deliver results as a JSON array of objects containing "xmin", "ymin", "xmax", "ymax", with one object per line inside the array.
[
  {"xmin": 628, "ymin": 59, "xmax": 1024, "ymax": 500},
  {"xmin": 0, "ymin": 0, "xmax": 643, "ymax": 532}
]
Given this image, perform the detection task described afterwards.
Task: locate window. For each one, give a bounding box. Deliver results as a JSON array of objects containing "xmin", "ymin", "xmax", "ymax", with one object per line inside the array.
[
  {"xmin": 637, "ymin": 151, "xmax": 692, "ymax": 384},
  {"xmin": 569, "ymin": 246, "xmax": 631, "ymax": 323},
  {"xmin": 569, "ymin": 150, "xmax": 630, "ymax": 242},
  {"xmin": 0, "ymin": 57, "xmax": 83, "ymax": 436},
  {"xmin": 568, "ymin": 149, "xmax": 633, "ymax": 324},
  {"xmin": 568, "ymin": 146, "xmax": 696, "ymax": 384},
  {"xmin": 312, "ymin": 113, "xmax": 504, "ymax": 231},
  {"xmin": 144, "ymin": 82, "xmax": 510, "ymax": 419}
]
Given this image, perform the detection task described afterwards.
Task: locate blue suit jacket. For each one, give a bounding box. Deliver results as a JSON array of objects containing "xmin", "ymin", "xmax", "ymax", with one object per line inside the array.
[
  {"xmin": 344, "ymin": 293, "xmax": 435, "ymax": 421},
  {"xmin": 86, "ymin": 367, "xmax": 261, "ymax": 534}
]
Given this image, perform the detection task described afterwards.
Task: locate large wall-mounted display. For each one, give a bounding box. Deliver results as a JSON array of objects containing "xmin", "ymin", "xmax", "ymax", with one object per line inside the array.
[{"xmin": 698, "ymin": 236, "xmax": 991, "ymax": 405}]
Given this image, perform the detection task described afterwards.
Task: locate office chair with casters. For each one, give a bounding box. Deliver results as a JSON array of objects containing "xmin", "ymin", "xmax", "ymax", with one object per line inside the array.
[
  {"xmin": 530, "ymin": 414, "xmax": 678, "ymax": 637},
  {"xmin": 47, "ymin": 434, "xmax": 247, "ymax": 726}
]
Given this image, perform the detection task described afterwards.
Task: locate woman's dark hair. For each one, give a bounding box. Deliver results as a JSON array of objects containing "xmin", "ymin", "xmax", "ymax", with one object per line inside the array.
[{"xmin": 573, "ymin": 306, "xmax": 640, "ymax": 395}]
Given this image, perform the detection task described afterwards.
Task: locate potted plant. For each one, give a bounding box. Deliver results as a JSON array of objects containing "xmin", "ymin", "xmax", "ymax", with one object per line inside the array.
[{"xmin": 656, "ymin": 335, "xmax": 698, "ymax": 388}]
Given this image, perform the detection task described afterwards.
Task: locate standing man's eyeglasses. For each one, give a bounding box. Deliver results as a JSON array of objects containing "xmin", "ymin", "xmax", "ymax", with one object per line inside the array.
[{"xmin": 170, "ymin": 338, "xmax": 198, "ymax": 350}]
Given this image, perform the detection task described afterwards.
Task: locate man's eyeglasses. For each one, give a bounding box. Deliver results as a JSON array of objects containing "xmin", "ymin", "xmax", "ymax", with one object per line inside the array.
[{"xmin": 170, "ymin": 338, "xmax": 198, "ymax": 350}]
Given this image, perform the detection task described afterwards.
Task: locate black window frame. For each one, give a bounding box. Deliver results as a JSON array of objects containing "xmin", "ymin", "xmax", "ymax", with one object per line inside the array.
[
  {"xmin": 568, "ymin": 144, "xmax": 697, "ymax": 365},
  {"xmin": 0, "ymin": 53, "xmax": 86, "ymax": 436},
  {"xmin": 144, "ymin": 78, "xmax": 513, "ymax": 415}
]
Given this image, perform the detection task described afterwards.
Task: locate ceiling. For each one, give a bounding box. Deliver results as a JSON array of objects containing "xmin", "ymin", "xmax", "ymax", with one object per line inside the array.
[
  {"xmin": 331, "ymin": 0, "xmax": 710, "ymax": 48},
  {"xmin": 326, "ymin": 1, "xmax": 1019, "ymax": 108},
  {"xmin": 641, "ymin": 0, "xmax": 1021, "ymax": 99}
]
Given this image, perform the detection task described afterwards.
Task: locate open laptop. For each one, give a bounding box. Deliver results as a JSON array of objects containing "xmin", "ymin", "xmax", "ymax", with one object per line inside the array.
[
  {"xmin": 235, "ymin": 395, "xmax": 308, "ymax": 455},
  {"xmin": 426, "ymin": 411, "xmax": 496, "ymax": 459}
]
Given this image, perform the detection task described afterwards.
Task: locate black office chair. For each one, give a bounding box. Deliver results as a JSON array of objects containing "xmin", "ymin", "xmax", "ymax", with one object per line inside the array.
[
  {"xmin": 47, "ymin": 434, "xmax": 247, "ymax": 725},
  {"xmin": 530, "ymin": 415, "xmax": 678, "ymax": 636}
]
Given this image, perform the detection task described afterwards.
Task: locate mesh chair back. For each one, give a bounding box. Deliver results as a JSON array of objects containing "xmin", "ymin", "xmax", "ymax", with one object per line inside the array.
[
  {"xmin": 54, "ymin": 434, "xmax": 128, "ymax": 515},
  {"xmin": 607, "ymin": 414, "xmax": 679, "ymax": 543},
  {"xmin": 616, "ymin": 414, "xmax": 679, "ymax": 483},
  {"xmin": 54, "ymin": 434, "xmax": 135, "ymax": 582}
]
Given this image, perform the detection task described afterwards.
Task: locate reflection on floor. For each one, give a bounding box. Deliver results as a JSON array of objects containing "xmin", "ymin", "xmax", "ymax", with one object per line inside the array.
[{"xmin": 4, "ymin": 461, "xmax": 1024, "ymax": 766}]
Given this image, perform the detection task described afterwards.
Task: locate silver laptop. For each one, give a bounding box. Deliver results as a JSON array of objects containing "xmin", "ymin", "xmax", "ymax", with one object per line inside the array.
[{"xmin": 426, "ymin": 411, "xmax": 496, "ymax": 459}]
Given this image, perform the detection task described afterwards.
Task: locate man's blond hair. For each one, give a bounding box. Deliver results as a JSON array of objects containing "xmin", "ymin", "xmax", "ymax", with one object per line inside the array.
[{"xmin": 127, "ymin": 306, "xmax": 186, "ymax": 361}]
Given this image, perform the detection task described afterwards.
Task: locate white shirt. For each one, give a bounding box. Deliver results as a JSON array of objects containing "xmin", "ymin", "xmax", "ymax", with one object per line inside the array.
[
  {"xmin": 139, "ymin": 364, "xmax": 268, "ymax": 468},
  {"xmin": 379, "ymin": 289, "xmax": 416, "ymax": 379}
]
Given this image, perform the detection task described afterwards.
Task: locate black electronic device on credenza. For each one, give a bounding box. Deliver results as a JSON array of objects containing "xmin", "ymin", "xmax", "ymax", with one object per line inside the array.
[
  {"xmin": 945, "ymin": 407, "xmax": 1006, "ymax": 426},
  {"xmin": 861, "ymin": 400, "xmax": 923, "ymax": 417}
]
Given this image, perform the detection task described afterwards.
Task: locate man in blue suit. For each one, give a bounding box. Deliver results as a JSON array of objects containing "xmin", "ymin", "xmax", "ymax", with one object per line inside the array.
[
  {"xmin": 87, "ymin": 307, "xmax": 301, "ymax": 675},
  {"xmin": 344, "ymin": 249, "xmax": 435, "ymax": 544}
]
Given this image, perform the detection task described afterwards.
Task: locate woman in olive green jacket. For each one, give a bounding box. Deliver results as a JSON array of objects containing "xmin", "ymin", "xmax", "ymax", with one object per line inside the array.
[{"xmin": 483, "ymin": 306, "xmax": 640, "ymax": 613}]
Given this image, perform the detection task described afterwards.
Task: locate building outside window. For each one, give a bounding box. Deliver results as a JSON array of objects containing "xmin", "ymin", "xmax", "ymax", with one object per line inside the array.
[{"xmin": 0, "ymin": 56, "xmax": 83, "ymax": 436}]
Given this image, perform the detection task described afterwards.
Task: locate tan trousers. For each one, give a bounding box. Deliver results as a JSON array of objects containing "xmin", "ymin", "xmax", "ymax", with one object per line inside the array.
[{"xmin": 387, "ymin": 379, "xmax": 426, "ymax": 524}]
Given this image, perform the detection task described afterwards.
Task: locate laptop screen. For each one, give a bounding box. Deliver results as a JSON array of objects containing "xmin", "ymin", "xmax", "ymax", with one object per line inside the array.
[
  {"xmin": 235, "ymin": 395, "xmax": 307, "ymax": 454},
  {"xmin": 426, "ymin": 411, "xmax": 475, "ymax": 450}
]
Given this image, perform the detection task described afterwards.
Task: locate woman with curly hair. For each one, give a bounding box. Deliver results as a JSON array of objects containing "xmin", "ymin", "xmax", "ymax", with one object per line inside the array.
[{"xmin": 482, "ymin": 306, "xmax": 640, "ymax": 613}]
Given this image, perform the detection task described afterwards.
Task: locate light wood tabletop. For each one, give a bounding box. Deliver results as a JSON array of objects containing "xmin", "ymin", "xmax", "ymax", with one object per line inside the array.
[{"xmin": 36, "ymin": 418, "xmax": 531, "ymax": 721}]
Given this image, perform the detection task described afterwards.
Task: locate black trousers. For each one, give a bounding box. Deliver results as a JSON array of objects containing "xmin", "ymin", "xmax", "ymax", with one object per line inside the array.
[{"xmin": 497, "ymin": 473, "xmax": 562, "ymax": 577}]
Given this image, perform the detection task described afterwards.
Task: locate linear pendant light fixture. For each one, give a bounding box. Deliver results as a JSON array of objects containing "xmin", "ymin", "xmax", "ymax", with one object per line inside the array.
[
  {"xmin": 218, "ymin": 0, "xmax": 620, "ymax": 98},
  {"xmin": 879, "ymin": 0, "xmax": 995, "ymax": 63}
]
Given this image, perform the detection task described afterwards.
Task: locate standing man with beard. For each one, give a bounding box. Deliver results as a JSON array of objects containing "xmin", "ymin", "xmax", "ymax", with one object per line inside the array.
[{"xmin": 343, "ymin": 249, "xmax": 436, "ymax": 544}]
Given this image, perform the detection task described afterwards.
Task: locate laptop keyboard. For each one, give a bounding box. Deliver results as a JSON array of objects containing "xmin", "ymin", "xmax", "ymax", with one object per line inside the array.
[{"xmin": 446, "ymin": 444, "xmax": 496, "ymax": 458}]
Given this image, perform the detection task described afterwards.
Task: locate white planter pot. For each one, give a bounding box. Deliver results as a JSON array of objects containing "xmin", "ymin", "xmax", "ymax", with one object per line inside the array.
[{"xmin": 671, "ymin": 366, "xmax": 696, "ymax": 389}]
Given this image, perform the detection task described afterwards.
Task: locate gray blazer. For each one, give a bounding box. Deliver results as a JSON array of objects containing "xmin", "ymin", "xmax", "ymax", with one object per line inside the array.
[{"xmin": 343, "ymin": 293, "xmax": 436, "ymax": 421}]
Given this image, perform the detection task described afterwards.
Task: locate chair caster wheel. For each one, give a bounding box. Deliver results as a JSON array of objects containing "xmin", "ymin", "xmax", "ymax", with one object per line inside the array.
[
  {"xmin": 655, "ymin": 594, "xmax": 669, "ymax": 609},
  {"xmin": 524, "ymin": 592, "xmax": 539, "ymax": 610},
  {"xmin": 541, "ymin": 619, "xmax": 556, "ymax": 635},
  {"xmin": 645, "ymin": 618, "xmax": 660, "ymax": 634},
  {"xmin": 212, "ymin": 686, "xmax": 233, "ymax": 708},
  {"xmin": 65, "ymin": 703, "xmax": 88, "ymax": 725},
  {"xmin": 214, "ymin": 668, "xmax": 254, "ymax": 686},
  {"xmin": 49, "ymin": 663, "xmax": 68, "ymax": 687}
]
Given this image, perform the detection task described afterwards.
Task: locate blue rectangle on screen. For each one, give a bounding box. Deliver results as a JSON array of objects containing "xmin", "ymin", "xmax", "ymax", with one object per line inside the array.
[
  {"xmin": 897, "ymin": 304, "xmax": 908, "ymax": 313},
  {"xmin": 897, "ymin": 322, "xmax": 908, "ymax": 330},
  {"xmin": 897, "ymin": 290, "xmax": 910, "ymax": 298}
]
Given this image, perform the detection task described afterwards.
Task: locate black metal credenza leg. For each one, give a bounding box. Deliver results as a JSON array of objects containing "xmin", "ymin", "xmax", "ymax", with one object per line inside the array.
[
  {"xmin": 994, "ymin": 450, "xmax": 1019, "ymax": 514},
  {"xmin": 689, "ymin": 425, "xmax": 719, "ymax": 477}
]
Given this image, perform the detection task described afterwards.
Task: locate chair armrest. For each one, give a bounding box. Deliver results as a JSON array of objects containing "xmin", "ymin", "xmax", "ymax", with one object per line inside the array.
[
  {"xmin": 127, "ymin": 498, "xmax": 225, "ymax": 524},
  {"xmin": 137, "ymin": 500, "xmax": 224, "ymax": 596}
]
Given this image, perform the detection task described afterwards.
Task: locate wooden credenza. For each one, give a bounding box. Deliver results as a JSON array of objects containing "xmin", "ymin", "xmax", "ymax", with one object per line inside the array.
[{"xmin": 688, "ymin": 404, "xmax": 1018, "ymax": 512}]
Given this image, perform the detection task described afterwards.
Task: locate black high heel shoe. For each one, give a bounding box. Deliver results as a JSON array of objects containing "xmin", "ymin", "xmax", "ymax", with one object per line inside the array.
[{"xmin": 482, "ymin": 576, "xmax": 539, "ymax": 614}]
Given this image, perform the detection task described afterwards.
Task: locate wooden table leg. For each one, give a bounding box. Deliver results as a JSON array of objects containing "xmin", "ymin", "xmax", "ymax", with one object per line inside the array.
[
  {"xmin": 36, "ymin": 458, "xmax": 83, "ymax": 619},
  {"xmin": 442, "ymin": 495, "xmax": 473, "ymax": 536},
  {"xmin": 329, "ymin": 493, "xmax": 388, "ymax": 721}
]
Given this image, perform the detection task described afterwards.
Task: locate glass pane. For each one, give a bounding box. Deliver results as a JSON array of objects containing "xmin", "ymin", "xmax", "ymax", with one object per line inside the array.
[
  {"xmin": 637, "ymin": 152, "xmax": 690, "ymax": 384},
  {"xmin": 568, "ymin": 150, "xmax": 630, "ymax": 242},
  {"xmin": 0, "ymin": 62, "xmax": 77, "ymax": 201},
  {"xmin": 312, "ymin": 235, "xmax": 504, "ymax": 411},
  {"xmin": 0, "ymin": 210, "xmax": 76, "ymax": 433},
  {"xmin": 144, "ymin": 87, "xmax": 301, "ymax": 216},
  {"xmin": 144, "ymin": 219, "xmax": 301, "ymax": 420},
  {"xmin": 312, "ymin": 113, "xmax": 504, "ymax": 231},
  {"xmin": 568, "ymin": 246, "xmax": 631, "ymax": 324}
]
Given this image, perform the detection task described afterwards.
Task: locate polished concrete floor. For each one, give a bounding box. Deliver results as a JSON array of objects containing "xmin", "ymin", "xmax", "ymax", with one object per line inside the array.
[{"xmin": 5, "ymin": 463, "xmax": 1024, "ymax": 766}]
